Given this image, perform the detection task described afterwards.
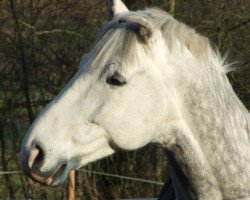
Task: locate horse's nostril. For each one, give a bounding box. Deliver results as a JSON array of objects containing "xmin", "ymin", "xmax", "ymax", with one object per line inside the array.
[{"xmin": 28, "ymin": 145, "xmax": 44, "ymax": 169}]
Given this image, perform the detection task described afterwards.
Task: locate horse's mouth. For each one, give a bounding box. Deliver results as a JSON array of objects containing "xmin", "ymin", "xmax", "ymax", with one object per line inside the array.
[
  {"xmin": 45, "ymin": 164, "xmax": 68, "ymax": 186},
  {"xmin": 29, "ymin": 164, "xmax": 67, "ymax": 186}
]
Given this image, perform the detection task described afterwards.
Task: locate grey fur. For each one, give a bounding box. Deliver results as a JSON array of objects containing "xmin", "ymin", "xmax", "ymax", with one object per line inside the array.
[{"xmin": 90, "ymin": 8, "xmax": 250, "ymax": 199}]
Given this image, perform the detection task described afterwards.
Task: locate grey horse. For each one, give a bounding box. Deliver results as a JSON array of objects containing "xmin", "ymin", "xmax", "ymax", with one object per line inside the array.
[{"xmin": 21, "ymin": 1, "xmax": 250, "ymax": 199}]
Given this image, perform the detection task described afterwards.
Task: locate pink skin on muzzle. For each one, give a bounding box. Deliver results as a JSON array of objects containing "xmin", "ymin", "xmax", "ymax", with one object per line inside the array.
[{"xmin": 23, "ymin": 146, "xmax": 55, "ymax": 186}]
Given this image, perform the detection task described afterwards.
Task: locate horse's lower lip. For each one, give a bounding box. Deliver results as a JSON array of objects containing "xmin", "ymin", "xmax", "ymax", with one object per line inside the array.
[
  {"xmin": 44, "ymin": 164, "xmax": 67, "ymax": 186},
  {"xmin": 30, "ymin": 164, "xmax": 67, "ymax": 186}
]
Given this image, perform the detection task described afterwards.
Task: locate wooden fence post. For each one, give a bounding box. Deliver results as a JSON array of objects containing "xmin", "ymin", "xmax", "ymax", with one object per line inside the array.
[{"xmin": 68, "ymin": 170, "xmax": 75, "ymax": 200}]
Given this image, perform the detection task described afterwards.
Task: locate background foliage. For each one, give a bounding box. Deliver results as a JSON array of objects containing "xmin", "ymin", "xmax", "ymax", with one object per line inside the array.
[{"xmin": 0, "ymin": 0, "xmax": 249, "ymax": 199}]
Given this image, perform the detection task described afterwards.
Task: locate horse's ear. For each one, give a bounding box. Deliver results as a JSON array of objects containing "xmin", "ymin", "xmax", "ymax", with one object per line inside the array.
[
  {"xmin": 108, "ymin": 0, "xmax": 129, "ymax": 19},
  {"xmin": 119, "ymin": 16, "xmax": 153, "ymax": 43}
]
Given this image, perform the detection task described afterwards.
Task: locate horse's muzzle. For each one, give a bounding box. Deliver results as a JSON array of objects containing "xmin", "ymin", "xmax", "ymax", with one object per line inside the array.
[{"xmin": 21, "ymin": 145, "xmax": 59, "ymax": 186}]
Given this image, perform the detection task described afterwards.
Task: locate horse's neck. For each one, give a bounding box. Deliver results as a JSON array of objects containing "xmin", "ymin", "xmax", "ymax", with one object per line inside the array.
[
  {"xmin": 165, "ymin": 61, "xmax": 250, "ymax": 199},
  {"xmin": 181, "ymin": 69, "xmax": 250, "ymax": 147}
]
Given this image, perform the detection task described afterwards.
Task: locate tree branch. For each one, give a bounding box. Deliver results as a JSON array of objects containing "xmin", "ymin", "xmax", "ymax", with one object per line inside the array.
[{"xmin": 19, "ymin": 19, "xmax": 83, "ymax": 38}]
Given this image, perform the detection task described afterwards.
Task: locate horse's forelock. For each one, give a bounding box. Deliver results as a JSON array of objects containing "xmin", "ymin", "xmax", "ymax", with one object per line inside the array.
[{"xmin": 88, "ymin": 19, "xmax": 147, "ymax": 73}]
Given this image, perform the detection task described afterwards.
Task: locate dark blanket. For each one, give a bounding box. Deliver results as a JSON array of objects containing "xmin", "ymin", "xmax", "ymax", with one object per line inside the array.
[{"xmin": 158, "ymin": 178, "xmax": 175, "ymax": 200}]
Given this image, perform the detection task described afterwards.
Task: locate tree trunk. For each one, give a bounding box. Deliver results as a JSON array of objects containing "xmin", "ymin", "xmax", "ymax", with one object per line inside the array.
[
  {"xmin": 169, "ymin": 0, "xmax": 175, "ymax": 16},
  {"xmin": 9, "ymin": 0, "xmax": 34, "ymax": 124},
  {"xmin": 108, "ymin": 0, "xmax": 114, "ymax": 20},
  {"xmin": 0, "ymin": 127, "xmax": 15, "ymax": 199}
]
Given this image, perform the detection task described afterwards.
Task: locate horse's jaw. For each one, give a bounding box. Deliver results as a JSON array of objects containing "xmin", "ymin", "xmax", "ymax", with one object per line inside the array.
[{"xmin": 43, "ymin": 145, "xmax": 115, "ymax": 187}]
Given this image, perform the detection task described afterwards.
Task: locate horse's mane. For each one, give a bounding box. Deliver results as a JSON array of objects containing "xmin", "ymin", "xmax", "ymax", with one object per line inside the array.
[
  {"xmin": 146, "ymin": 8, "xmax": 230, "ymax": 73},
  {"xmin": 85, "ymin": 8, "xmax": 230, "ymax": 74}
]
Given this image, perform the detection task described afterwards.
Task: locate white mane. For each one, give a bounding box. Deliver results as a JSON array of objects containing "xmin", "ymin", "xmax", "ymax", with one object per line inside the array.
[{"xmin": 82, "ymin": 8, "xmax": 230, "ymax": 75}]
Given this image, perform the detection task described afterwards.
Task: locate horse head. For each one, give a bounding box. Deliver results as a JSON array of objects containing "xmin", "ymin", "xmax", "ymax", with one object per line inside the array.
[{"xmin": 20, "ymin": 0, "xmax": 180, "ymax": 186}]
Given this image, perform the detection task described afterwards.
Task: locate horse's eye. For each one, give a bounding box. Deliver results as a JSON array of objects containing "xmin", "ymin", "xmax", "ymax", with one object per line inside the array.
[{"xmin": 106, "ymin": 72, "xmax": 127, "ymax": 86}]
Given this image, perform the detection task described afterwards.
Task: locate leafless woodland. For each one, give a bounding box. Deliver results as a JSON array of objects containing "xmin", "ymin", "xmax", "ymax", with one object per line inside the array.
[{"xmin": 0, "ymin": 0, "xmax": 249, "ymax": 199}]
